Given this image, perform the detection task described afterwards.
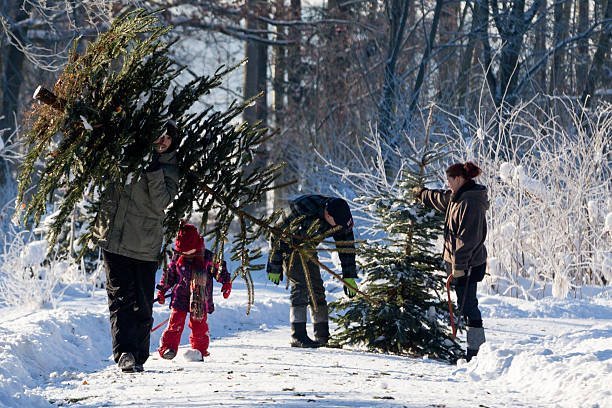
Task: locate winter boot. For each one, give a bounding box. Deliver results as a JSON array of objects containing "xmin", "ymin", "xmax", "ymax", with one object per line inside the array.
[
  {"xmin": 290, "ymin": 323, "xmax": 320, "ymax": 348},
  {"xmin": 466, "ymin": 349, "xmax": 479, "ymax": 362},
  {"xmin": 313, "ymin": 322, "xmax": 330, "ymax": 346},
  {"xmin": 311, "ymin": 303, "xmax": 330, "ymax": 346},
  {"xmin": 466, "ymin": 326, "xmax": 486, "ymax": 362},
  {"xmin": 183, "ymin": 349, "xmax": 204, "ymax": 361},
  {"xmin": 161, "ymin": 348, "xmax": 177, "ymax": 360},
  {"xmin": 118, "ymin": 352, "xmax": 136, "ymax": 372}
]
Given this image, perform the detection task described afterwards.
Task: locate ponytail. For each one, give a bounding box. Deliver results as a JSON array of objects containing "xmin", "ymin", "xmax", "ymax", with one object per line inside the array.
[{"xmin": 446, "ymin": 161, "xmax": 482, "ymax": 179}]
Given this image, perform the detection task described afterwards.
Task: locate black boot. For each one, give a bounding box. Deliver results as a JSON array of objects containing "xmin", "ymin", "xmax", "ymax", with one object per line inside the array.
[
  {"xmin": 290, "ymin": 323, "xmax": 320, "ymax": 348},
  {"xmin": 466, "ymin": 348, "xmax": 479, "ymax": 362},
  {"xmin": 313, "ymin": 322, "xmax": 330, "ymax": 346},
  {"xmin": 118, "ymin": 352, "xmax": 136, "ymax": 372}
]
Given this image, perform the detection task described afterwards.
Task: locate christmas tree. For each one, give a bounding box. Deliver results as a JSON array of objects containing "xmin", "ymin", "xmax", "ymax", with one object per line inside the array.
[
  {"xmin": 16, "ymin": 9, "xmax": 284, "ymax": 311},
  {"xmin": 330, "ymin": 169, "xmax": 463, "ymax": 362}
]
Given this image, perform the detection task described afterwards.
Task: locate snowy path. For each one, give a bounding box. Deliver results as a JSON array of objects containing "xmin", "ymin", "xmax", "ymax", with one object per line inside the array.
[
  {"xmin": 1, "ymin": 280, "xmax": 610, "ymax": 407},
  {"xmin": 41, "ymin": 325, "xmax": 533, "ymax": 408},
  {"xmin": 37, "ymin": 316, "xmax": 606, "ymax": 408}
]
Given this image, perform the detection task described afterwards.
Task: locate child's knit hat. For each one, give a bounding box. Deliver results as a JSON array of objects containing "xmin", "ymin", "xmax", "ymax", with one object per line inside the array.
[{"xmin": 175, "ymin": 223, "xmax": 204, "ymax": 254}]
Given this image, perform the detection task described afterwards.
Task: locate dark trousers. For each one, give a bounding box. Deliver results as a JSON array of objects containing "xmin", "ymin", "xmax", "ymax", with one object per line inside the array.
[
  {"xmin": 103, "ymin": 250, "xmax": 158, "ymax": 365},
  {"xmin": 453, "ymin": 263, "xmax": 486, "ymax": 328},
  {"xmin": 287, "ymin": 252, "xmax": 326, "ymax": 309},
  {"xmin": 454, "ymin": 282, "xmax": 482, "ymax": 327}
]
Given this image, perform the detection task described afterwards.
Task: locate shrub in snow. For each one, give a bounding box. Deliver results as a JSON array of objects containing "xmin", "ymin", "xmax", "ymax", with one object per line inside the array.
[{"xmin": 0, "ymin": 231, "xmax": 65, "ymax": 308}]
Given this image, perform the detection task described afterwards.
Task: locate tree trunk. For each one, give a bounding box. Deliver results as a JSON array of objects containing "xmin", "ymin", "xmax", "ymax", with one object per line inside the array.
[
  {"xmin": 437, "ymin": 0, "xmax": 459, "ymax": 105},
  {"xmin": 1, "ymin": 3, "xmax": 28, "ymax": 133},
  {"xmin": 0, "ymin": 2, "xmax": 28, "ymax": 182},
  {"xmin": 576, "ymin": 0, "xmax": 589, "ymax": 88},
  {"xmin": 272, "ymin": 0, "xmax": 286, "ymax": 128},
  {"xmin": 456, "ymin": 1, "xmax": 479, "ymax": 110},
  {"xmin": 286, "ymin": 0, "xmax": 301, "ymax": 116},
  {"xmin": 533, "ymin": 0, "xmax": 548, "ymax": 92},
  {"xmin": 408, "ymin": 0, "xmax": 444, "ymax": 116},
  {"xmin": 490, "ymin": 0, "xmax": 542, "ymax": 108},
  {"xmin": 474, "ymin": 0, "xmax": 497, "ymax": 105},
  {"xmin": 581, "ymin": 0, "xmax": 611, "ymax": 106},
  {"xmin": 378, "ymin": 0, "xmax": 411, "ymax": 141},
  {"xmin": 549, "ymin": 0, "xmax": 572, "ymax": 95},
  {"xmin": 243, "ymin": 0, "xmax": 268, "ymax": 125}
]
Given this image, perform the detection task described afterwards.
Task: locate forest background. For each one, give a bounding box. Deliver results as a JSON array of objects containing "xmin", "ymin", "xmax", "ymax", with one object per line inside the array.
[{"xmin": 0, "ymin": 0, "xmax": 610, "ymax": 305}]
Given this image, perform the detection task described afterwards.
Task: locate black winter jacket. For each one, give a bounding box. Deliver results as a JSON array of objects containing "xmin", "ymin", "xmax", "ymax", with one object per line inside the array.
[{"xmin": 267, "ymin": 195, "xmax": 357, "ymax": 279}]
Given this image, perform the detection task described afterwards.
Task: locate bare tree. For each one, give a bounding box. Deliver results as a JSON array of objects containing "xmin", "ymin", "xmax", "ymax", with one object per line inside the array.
[
  {"xmin": 436, "ymin": 0, "xmax": 460, "ymax": 105},
  {"xmin": 549, "ymin": 0, "xmax": 572, "ymax": 95},
  {"xmin": 581, "ymin": 0, "xmax": 611, "ymax": 106},
  {"xmin": 243, "ymin": 0, "xmax": 269, "ymax": 125},
  {"xmin": 0, "ymin": 1, "xmax": 113, "ymax": 183},
  {"xmin": 377, "ymin": 0, "xmax": 411, "ymax": 141}
]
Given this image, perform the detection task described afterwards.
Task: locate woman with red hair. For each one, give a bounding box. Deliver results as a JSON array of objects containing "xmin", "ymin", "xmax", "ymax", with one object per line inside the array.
[{"xmin": 414, "ymin": 161, "xmax": 489, "ymax": 362}]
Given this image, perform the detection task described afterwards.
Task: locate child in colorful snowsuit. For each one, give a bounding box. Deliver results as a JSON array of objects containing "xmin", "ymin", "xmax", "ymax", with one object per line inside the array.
[{"xmin": 156, "ymin": 223, "xmax": 232, "ymax": 361}]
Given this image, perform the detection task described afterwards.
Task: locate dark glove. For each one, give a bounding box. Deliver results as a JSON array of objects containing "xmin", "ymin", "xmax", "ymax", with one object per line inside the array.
[
  {"xmin": 146, "ymin": 153, "xmax": 161, "ymax": 172},
  {"xmin": 156, "ymin": 290, "xmax": 165, "ymax": 304},
  {"xmin": 343, "ymin": 278, "xmax": 357, "ymax": 298},
  {"xmin": 221, "ymin": 282, "xmax": 232, "ymax": 299}
]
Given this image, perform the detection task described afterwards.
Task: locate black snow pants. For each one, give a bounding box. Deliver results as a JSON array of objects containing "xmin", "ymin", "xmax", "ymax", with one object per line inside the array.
[
  {"xmin": 103, "ymin": 250, "xmax": 158, "ymax": 365},
  {"xmin": 453, "ymin": 263, "xmax": 486, "ymax": 328}
]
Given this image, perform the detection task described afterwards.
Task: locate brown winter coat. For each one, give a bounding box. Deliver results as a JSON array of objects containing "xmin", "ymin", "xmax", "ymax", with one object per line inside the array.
[
  {"xmin": 94, "ymin": 151, "xmax": 179, "ymax": 261},
  {"xmin": 417, "ymin": 180, "xmax": 489, "ymax": 271}
]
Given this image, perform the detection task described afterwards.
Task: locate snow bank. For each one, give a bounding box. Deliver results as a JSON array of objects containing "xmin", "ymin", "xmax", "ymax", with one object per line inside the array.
[
  {"xmin": 0, "ymin": 297, "xmax": 110, "ymax": 407},
  {"xmin": 479, "ymin": 293, "xmax": 612, "ymax": 319},
  {"xmin": 465, "ymin": 321, "xmax": 611, "ymax": 408},
  {"xmin": 454, "ymin": 293, "xmax": 612, "ymax": 408},
  {"xmin": 0, "ymin": 277, "xmax": 291, "ymax": 407}
]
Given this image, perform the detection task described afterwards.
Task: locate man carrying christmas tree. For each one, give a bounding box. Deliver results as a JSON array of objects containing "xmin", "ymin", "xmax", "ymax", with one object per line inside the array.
[
  {"xmin": 266, "ymin": 195, "xmax": 358, "ymax": 348},
  {"xmin": 95, "ymin": 121, "xmax": 180, "ymax": 372}
]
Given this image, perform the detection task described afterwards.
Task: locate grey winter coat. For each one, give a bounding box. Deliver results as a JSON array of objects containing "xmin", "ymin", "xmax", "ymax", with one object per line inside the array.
[
  {"xmin": 417, "ymin": 180, "xmax": 489, "ymax": 271},
  {"xmin": 95, "ymin": 152, "xmax": 179, "ymax": 261}
]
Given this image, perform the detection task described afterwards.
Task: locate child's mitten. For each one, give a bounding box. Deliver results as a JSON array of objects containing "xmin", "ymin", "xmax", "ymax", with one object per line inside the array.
[{"xmin": 221, "ymin": 282, "xmax": 232, "ymax": 299}]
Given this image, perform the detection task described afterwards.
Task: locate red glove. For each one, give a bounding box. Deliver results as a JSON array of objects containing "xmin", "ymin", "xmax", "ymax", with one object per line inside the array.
[
  {"xmin": 221, "ymin": 282, "xmax": 232, "ymax": 299},
  {"xmin": 157, "ymin": 290, "xmax": 165, "ymax": 304}
]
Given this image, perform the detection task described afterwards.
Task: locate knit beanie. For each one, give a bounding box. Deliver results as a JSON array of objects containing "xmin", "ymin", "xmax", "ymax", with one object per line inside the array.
[
  {"xmin": 175, "ymin": 223, "xmax": 204, "ymax": 254},
  {"xmin": 325, "ymin": 198, "xmax": 353, "ymax": 229}
]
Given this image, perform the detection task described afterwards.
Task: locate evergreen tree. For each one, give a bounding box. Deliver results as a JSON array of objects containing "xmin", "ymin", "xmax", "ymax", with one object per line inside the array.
[
  {"xmin": 330, "ymin": 170, "xmax": 463, "ymax": 362},
  {"xmin": 15, "ymin": 9, "xmax": 284, "ymax": 311}
]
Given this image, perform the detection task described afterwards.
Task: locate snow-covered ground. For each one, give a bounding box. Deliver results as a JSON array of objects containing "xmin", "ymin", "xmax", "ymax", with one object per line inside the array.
[{"xmin": 0, "ymin": 273, "xmax": 610, "ymax": 408}]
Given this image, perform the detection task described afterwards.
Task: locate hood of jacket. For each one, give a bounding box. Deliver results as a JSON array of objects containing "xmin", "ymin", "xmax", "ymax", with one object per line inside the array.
[{"xmin": 452, "ymin": 180, "xmax": 490, "ymax": 210}]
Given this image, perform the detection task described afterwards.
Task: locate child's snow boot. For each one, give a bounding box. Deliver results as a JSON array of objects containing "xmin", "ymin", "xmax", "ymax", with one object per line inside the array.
[
  {"xmin": 160, "ymin": 348, "xmax": 177, "ymax": 360},
  {"xmin": 290, "ymin": 322, "xmax": 320, "ymax": 348},
  {"xmin": 183, "ymin": 349, "xmax": 204, "ymax": 361}
]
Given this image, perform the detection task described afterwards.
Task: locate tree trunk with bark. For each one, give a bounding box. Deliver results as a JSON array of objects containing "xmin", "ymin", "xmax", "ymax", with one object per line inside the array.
[
  {"xmin": 581, "ymin": 0, "xmax": 611, "ymax": 106},
  {"xmin": 244, "ymin": 0, "xmax": 268, "ymax": 125}
]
